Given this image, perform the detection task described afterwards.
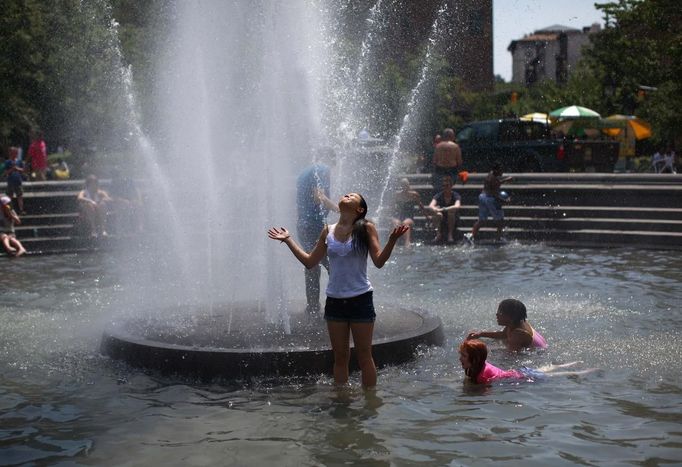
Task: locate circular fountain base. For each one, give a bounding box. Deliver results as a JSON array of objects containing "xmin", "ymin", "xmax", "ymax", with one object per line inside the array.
[{"xmin": 101, "ymin": 303, "xmax": 443, "ymax": 380}]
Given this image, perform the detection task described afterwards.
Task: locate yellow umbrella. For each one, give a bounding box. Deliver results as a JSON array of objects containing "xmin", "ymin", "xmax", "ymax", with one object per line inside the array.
[
  {"xmin": 520, "ymin": 112, "xmax": 551, "ymax": 123},
  {"xmin": 602, "ymin": 114, "xmax": 652, "ymax": 140}
]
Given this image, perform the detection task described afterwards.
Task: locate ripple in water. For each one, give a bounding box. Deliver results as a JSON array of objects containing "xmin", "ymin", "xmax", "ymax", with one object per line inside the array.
[{"xmin": 1, "ymin": 245, "xmax": 681, "ymax": 465}]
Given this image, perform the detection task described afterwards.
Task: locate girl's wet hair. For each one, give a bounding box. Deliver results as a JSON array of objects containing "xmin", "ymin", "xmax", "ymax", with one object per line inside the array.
[
  {"xmin": 352, "ymin": 194, "xmax": 369, "ymax": 255},
  {"xmin": 498, "ymin": 298, "xmax": 527, "ymax": 324},
  {"xmin": 460, "ymin": 339, "xmax": 488, "ymax": 382}
]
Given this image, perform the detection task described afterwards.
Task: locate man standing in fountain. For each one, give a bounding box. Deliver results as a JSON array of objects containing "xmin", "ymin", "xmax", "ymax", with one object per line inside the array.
[
  {"xmin": 431, "ymin": 128, "xmax": 462, "ymax": 191},
  {"xmin": 296, "ymin": 147, "xmax": 338, "ymax": 314}
]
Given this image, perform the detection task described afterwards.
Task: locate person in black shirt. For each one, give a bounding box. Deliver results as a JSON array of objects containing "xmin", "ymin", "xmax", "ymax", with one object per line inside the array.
[{"xmin": 425, "ymin": 175, "xmax": 461, "ymax": 243}]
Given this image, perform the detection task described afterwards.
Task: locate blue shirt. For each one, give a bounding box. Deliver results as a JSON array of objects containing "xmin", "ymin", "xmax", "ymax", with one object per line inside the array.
[
  {"xmin": 4, "ymin": 160, "xmax": 23, "ymax": 185},
  {"xmin": 296, "ymin": 164, "xmax": 331, "ymax": 228}
]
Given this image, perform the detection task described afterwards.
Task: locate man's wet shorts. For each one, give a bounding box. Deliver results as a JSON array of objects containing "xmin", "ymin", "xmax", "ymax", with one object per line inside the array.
[{"xmin": 324, "ymin": 291, "xmax": 376, "ymax": 323}]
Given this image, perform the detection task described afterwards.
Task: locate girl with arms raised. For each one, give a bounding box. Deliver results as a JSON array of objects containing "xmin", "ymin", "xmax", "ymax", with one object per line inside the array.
[{"xmin": 268, "ymin": 193, "xmax": 407, "ymax": 387}]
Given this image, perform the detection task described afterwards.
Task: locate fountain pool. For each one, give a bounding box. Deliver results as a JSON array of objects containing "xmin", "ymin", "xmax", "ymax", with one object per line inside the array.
[{"xmin": 1, "ymin": 243, "xmax": 680, "ymax": 465}]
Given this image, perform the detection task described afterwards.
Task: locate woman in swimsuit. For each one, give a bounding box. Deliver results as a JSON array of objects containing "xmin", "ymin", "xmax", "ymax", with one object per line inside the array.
[
  {"xmin": 268, "ymin": 193, "xmax": 408, "ymax": 388},
  {"xmin": 459, "ymin": 339, "xmax": 592, "ymax": 385},
  {"xmin": 467, "ymin": 298, "xmax": 547, "ymax": 351}
]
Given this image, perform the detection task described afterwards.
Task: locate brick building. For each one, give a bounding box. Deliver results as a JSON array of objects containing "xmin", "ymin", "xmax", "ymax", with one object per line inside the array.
[{"xmin": 508, "ymin": 23, "xmax": 601, "ymax": 86}]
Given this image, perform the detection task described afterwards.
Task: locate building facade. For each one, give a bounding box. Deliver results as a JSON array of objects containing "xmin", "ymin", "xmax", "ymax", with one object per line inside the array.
[{"xmin": 508, "ymin": 23, "xmax": 600, "ymax": 85}]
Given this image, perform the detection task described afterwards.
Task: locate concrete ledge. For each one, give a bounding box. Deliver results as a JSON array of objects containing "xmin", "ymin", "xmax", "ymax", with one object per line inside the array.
[{"xmin": 101, "ymin": 305, "xmax": 444, "ymax": 380}]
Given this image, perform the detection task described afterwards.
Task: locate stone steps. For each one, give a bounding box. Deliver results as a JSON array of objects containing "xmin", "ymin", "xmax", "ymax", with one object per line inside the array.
[
  {"xmin": 1, "ymin": 175, "xmax": 680, "ymax": 255},
  {"xmin": 397, "ymin": 172, "xmax": 682, "ymax": 249},
  {"xmin": 412, "ymin": 212, "xmax": 682, "ymax": 232}
]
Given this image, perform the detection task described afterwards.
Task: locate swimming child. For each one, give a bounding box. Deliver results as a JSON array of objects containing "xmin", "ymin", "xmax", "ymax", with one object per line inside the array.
[
  {"xmin": 467, "ymin": 298, "xmax": 547, "ymax": 351},
  {"xmin": 459, "ymin": 339, "xmax": 592, "ymax": 385},
  {"xmin": 1, "ymin": 195, "xmax": 27, "ymax": 257}
]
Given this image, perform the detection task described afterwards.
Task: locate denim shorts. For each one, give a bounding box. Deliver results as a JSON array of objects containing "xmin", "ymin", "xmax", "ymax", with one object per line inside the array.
[
  {"xmin": 324, "ymin": 291, "xmax": 376, "ymax": 323},
  {"xmin": 478, "ymin": 193, "xmax": 504, "ymax": 221}
]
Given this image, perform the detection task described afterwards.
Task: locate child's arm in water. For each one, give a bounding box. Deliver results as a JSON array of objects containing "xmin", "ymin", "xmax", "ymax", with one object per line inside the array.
[{"xmin": 467, "ymin": 330, "xmax": 505, "ymax": 340}]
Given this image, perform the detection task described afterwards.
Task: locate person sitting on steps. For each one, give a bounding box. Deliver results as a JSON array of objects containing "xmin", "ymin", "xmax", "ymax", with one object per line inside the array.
[
  {"xmin": 424, "ymin": 175, "xmax": 461, "ymax": 243},
  {"xmin": 77, "ymin": 175, "xmax": 112, "ymax": 238}
]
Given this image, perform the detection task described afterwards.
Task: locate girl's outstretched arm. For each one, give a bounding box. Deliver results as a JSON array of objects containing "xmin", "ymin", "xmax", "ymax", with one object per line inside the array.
[
  {"xmin": 467, "ymin": 330, "xmax": 505, "ymax": 340},
  {"xmin": 268, "ymin": 225, "xmax": 328, "ymax": 269},
  {"xmin": 367, "ymin": 223, "xmax": 408, "ymax": 268}
]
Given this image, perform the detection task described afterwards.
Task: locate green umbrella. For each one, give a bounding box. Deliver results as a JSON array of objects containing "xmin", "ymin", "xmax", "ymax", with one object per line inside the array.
[{"xmin": 549, "ymin": 105, "xmax": 601, "ymax": 119}]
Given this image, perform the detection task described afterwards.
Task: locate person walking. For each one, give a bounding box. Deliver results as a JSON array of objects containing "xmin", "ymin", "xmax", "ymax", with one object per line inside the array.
[
  {"xmin": 465, "ymin": 162, "xmax": 512, "ymax": 244},
  {"xmin": 268, "ymin": 193, "xmax": 408, "ymax": 387}
]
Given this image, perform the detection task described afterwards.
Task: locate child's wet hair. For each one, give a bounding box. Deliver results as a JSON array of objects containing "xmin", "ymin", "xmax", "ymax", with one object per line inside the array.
[
  {"xmin": 460, "ymin": 339, "xmax": 488, "ymax": 382},
  {"xmin": 498, "ymin": 298, "xmax": 527, "ymax": 324}
]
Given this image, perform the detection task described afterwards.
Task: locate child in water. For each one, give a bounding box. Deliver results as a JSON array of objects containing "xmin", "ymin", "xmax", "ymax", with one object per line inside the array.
[
  {"xmin": 459, "ymin": 339, "xmax": 592, "ymax": 385},
  {"xmin": 467, "ymin": 298, "xmax": 547, "ymax": 351}
]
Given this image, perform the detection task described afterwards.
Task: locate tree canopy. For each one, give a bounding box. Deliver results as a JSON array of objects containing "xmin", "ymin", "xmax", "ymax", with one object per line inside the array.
[
  {"xmin": 0, "ymin": 0, "xmax": 678, "ymax": 163},
  {"xmin": 444, "ymin": 0, "xmax": 681, "ymax": 149}
]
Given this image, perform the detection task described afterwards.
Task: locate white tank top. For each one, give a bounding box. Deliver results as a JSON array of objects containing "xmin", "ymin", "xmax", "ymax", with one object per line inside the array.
[{"xmin": 325, "ymin": 223, "xmax": 373, "ymax": 298}]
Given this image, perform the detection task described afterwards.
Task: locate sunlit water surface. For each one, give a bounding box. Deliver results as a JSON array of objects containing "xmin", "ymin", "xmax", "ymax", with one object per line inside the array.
[{"xmin": 1, "ymin": 244, "xmax": 681, "ymax": 466}]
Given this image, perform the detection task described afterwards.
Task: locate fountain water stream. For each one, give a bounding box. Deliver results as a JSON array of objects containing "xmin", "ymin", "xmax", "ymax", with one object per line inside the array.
[
  {"xmin": 374, "ymin": 2, "xmax": 447, "ymax": 218},
  {"xmin": 101, "ymin": 0, "xmax": 444, "ymax": 378}
]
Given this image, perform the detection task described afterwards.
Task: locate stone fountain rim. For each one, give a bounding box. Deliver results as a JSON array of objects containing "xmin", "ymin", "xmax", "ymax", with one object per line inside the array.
[{"xmin": 102, "ymin": 306, "xmax": 442, "ymax": 354}]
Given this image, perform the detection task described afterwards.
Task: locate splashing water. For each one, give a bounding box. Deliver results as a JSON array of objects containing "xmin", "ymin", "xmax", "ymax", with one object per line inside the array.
[{"xmin": 374, "ymin": 2, "xmax": 448, "ymax": 218}]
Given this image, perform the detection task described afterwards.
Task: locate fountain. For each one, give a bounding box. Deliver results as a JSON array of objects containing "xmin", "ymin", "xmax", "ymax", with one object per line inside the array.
[
  {"xmin": 5, "ymin": 3, "xmax": 682, "ymax": 464},
  {"xmin": 100, "ymin": 1, "xmax": 444, "ymax": 379}
]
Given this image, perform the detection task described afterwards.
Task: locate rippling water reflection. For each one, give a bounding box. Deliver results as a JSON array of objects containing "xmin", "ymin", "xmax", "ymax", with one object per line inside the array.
[{"xmin": 1, "ymin": 245, "xmax": 681, "ymax": 465}]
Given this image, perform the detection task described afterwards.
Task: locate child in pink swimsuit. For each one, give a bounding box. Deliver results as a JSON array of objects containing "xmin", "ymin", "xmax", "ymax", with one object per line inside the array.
[
  {"xmin": 467, "ymin": 298, "xmax": 547, "ymax": 351},
  {"xmin": 459, "ymin": 339, "xmax": 594, "ymax": 384}
]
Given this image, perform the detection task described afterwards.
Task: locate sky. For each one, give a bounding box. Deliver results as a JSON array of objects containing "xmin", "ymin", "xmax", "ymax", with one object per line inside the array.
[{"xmin": 493, "ymin": 0, "xmax": 605, "ymax": 81}]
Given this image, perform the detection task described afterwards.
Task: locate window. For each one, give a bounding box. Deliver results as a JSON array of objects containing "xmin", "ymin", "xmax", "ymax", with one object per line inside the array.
[
  {"xmin": 473, "ymin": 123, "xmax": 496, "ymax": 141},
  {"xmin": 523, "ymin": 122, "xmax": 550, "ymax": 140},
  {"xmin": 499, "ymin": 122, "xmax": 522, "ymax": 142},
  {"xmin": 456, "ymin": 127, "xmax": 475, "ymax": 143}
]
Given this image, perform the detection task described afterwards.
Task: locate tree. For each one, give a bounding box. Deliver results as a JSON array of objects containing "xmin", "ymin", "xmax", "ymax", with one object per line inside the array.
[
  {"xmin": 0, "ymin": 0, "xmax": 46, "ymax": 150},
  {"xmin": 580, "ymin": 0, "xmax": 682, "ymax": 144}
]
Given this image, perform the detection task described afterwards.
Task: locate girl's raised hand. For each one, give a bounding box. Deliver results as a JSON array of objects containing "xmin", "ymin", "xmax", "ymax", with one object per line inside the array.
[
  {"xmin": 389, "ymin": 224, "xmax": 409, "ymax": 241},
  {"xmin": 267, "ymin": 227, "xmax": 291, "ymax": 242}
]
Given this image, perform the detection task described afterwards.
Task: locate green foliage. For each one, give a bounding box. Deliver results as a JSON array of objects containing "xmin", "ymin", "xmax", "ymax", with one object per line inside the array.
[
  {"xmin": 587, "ymin": 0, "xmax": 682, "ymax": 145},
  {"xmin": 425, "ymin": 0, "xmax": 681, "ymax": 148},
  {"xmin": 1, "ymin": 0, "xmax": 678, "ymax": 162},
  {"xmin": 0, "ymin": 0, "xmax": 45, "ymax": 148},
  {"xmin": 0, "ymin": 0, "xmax": 168, "ymax": 163}
]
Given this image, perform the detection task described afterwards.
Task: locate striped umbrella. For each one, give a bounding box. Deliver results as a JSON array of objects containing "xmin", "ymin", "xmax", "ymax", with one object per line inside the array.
[
  {"xmin": 602, "ymin": 114, "xmax": 652, "ymax": 140},
  {"xmin": 549, "ymin": 105, "xmax": 601, "ymax": 119}
]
